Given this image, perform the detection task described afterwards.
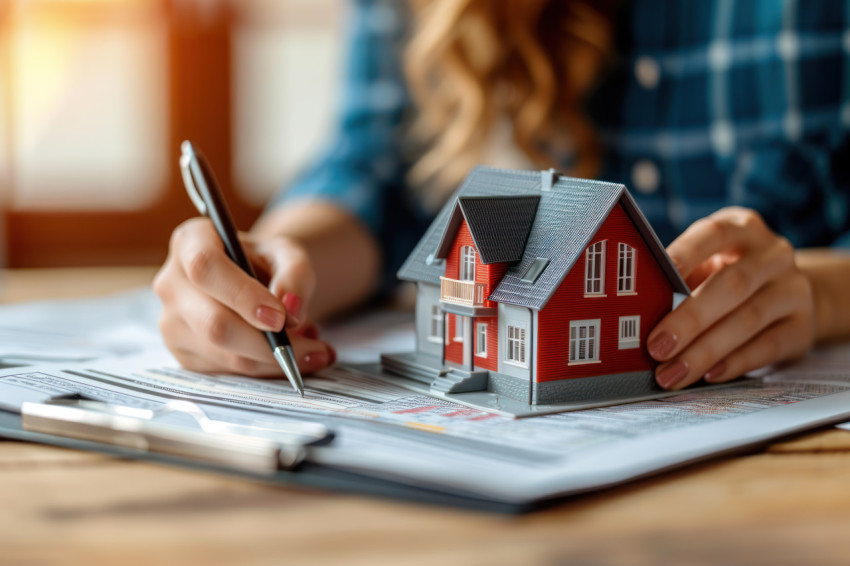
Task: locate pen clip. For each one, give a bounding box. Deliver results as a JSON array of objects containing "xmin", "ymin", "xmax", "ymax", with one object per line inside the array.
[{"xmin": 180, "ymin": 141, "xmax": 209, "ymax": 217}]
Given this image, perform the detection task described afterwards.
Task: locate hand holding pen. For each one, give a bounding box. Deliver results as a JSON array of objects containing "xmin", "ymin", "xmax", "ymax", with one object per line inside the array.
[{"xmin": 153, "ymin": 142, "xmax": 335, "ymax": 389}]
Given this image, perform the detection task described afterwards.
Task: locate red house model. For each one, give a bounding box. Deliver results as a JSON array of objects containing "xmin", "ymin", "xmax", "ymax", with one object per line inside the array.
[{"xmin": 382, "ymin": 167, "xmax": 689, "ymax": 406}]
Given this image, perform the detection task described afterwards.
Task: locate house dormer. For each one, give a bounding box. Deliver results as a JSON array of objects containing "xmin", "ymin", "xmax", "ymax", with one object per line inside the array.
[{"xmin": 433, "ymin": 195, "xmax": 540, "ymax": 315}]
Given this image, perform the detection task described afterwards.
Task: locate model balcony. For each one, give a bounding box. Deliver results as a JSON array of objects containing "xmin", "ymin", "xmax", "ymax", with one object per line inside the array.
[{"xmin": 440, "ymin": 277, "xmax": 486, "ymax": 307}]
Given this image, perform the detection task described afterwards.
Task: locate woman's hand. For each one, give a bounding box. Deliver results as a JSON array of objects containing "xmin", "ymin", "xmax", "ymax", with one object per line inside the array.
[
  {"xmin": 153, "ymin": 217, "xmax": 335, "ymax": 377},
  {"xmin": 648, "ymin": 207, "xmax": 815, "ymax": 390}
]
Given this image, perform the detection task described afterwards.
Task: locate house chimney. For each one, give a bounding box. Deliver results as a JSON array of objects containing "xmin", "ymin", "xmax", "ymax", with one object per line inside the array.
[{"xmin": 541, "ymin": 168, "xmax": 559, "ymax": 191}]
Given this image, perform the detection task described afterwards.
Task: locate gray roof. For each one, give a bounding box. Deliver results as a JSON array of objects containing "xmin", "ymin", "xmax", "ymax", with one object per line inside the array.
[
  {"xmin": 397, "ymin": 167, "xmax": 543, "ymax": 284},
  {"xmin": 397, "ymin": 166, "xmax": 689, "ymax": 310},
  {"xmin": 433, "ymin": 195, "xmax": 540, "ymax": 264}
]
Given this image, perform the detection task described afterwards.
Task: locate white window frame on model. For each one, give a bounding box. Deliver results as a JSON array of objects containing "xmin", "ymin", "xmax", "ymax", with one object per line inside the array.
[
  {"xmin": 618, "ymin": 315, "xmax": 640, "ymax": 349},
  {"xmin": 569, "ymin": 319, "xmax": 601, "ymax": 363},
  {"xmin": 454, "ymin": 314, "xmax": 464, "ymax": 341},
  {"xmin": 618, "ymin": 243, "xmax": 636, "ymax": 294},
  {"xmin": 505, "ymin": 324, "xmax": 527, "ymax": 366},
  {"xmin": 584, "ymin": 241, "xmax": 606, "ymax": 295},
  {"xmin": 476, "ymin": 322, "xmax": 488, "ymax": 356},
  {"xmin": 460, "ymin": 245, "xmax": 476, "ymax": 281},
  {"xmin": 429, "ymin": 304, "xmax": 443, "ymax": 343}
]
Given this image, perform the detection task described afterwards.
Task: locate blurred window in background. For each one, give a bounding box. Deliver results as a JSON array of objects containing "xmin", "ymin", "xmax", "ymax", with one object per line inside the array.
[
  {"xmin": 0, "ymin": 0, "xmax": 341, "ymax": 267},
  {"xmin": 234, "ymin": 0, "xmax": 340, "ymax": 206},
  {"xmin": 9, "ymin": 0, "xmax": 168, "ymax": 211}
]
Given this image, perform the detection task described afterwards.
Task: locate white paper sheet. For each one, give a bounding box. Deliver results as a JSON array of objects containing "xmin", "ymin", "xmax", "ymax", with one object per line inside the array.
[{"xmin": 0, "ymin": 289, "xmax": 164, "ymax": 364}]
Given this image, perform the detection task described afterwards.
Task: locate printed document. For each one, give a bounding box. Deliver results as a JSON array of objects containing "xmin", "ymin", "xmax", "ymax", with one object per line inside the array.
[{"xmin": 2, "ymin": 290, "xmax": 850, "ymax": 503}]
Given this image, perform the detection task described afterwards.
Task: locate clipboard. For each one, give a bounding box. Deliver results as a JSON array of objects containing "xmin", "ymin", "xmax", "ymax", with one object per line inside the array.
[
  {"xmin": 5, "ymin": 383, "xmax": 850, "ymax": 516},
  {"xmin": 0, "ymin": 407, "xmax": 533, "ymax": 514},
  {"xmin": 20, "ymin": 394, "xmax": 333, "ymax": 474},
  {"xmin": 6, "ymin": 347, "xmax": 850, "ymax": 515}
]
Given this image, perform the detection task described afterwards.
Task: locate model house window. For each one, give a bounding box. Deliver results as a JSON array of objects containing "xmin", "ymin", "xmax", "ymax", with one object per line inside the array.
[
  {"xmin": 506, "ymin": 325, "xmax": 527, "ymax": 365},
  {"xmin": 569, "ymin": 319, "xmax": 601, "ymax": 363},
  {"xmin": 619, "ymin": 316, "xmax": 640, "ymax": 349},
  {"xmin": 455, "ymin": 314, "xmax": 464, "ymax": 341},
  {"xmin": 618, "ymin": 243, "xmax": 636, "ymax": 293},
  {"xmin": 460, "ymin": 245, "xmax": 476, "ymax": 281},
  {"xmin": 476, "ymin": 323, "xmax": 488, "ymax": 356},
  {"xmin": 429, "ymin": 305, "xmax": 443, "ymax": 342},
  {"xmin": 584, "ymin": 241, "xmax": 606, "ymax": 295}
]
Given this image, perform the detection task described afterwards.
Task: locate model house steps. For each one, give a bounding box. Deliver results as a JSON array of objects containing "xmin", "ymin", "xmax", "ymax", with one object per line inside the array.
[{"xmin": 381, "ymin": 352, "xmax": 489, "ymax": 393}]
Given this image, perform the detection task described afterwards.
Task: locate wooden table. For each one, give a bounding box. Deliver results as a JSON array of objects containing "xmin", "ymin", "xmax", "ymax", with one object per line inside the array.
[{"xmin": 3, "ymin": 267, "xmax": 850, "ymax": 565}]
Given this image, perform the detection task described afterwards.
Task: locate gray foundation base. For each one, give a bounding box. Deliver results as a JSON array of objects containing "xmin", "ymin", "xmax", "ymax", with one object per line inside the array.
[
  {"xmin": 534, "ymin": 370, "xmax": 660, "ymax": 405},
  {"xmin": 375, "ymin": 350, "xmax": 737, "ymax": 418},
  {"xmin": 382, "ymin": 352, "xmax": 665, "ymax": 405},
  {"xmin": 488, "ymin": 372, "xmax": 530, "ymax": 403}
]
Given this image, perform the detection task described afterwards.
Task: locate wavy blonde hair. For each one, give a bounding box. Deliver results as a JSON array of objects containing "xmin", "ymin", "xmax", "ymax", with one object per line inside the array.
[{"xmin": 404, "ymin": 0, "xmax": 616, "ymax": 205}]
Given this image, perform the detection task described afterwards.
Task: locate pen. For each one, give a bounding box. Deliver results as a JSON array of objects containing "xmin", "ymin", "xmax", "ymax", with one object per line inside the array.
[{"xmin": 179, "ymin": 140, "xmax": 305, "ymax": 397}]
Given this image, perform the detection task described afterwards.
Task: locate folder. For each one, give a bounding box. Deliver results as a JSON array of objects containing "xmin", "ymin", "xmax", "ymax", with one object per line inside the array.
[
  {"xmin": 0, "ymin": 408, "xmax": 531, "ymax": 514},
  {"xmin": 4, "ymin": 345, "xmax": 850, "ymax": 514}
]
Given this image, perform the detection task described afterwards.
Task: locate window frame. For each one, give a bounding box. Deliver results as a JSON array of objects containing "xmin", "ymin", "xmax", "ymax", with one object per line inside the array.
[
  {"xmin": 476, "ymin": 322, "xmax": 488, "ymax": 357},
  {"xmin": 505, "ymin": 324, "xmax": 528, "ymax": 367},
  {"xmin": 618, "ymin": 315, "xmax": 641, "ymax": 350},
  {"xmin": 428, "ymin": 304, "xmax": 444, "ymax": 343},
  {"xmin": 617, "ymin": 243, "xmax": 637, "ymax": 294},
  {"xmin": 569, "ymin": 319, "xmax": 601, "ymax": 364},
  {"xmin": 584, "ymin": 241, "xmax": 606, "ymax": 296},
  {"xmin": 459, "ymin": 245, "xmax": 477, "ymax": 281}
]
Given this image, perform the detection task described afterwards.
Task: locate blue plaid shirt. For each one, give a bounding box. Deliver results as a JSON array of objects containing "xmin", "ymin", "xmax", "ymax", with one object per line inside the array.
[{"xmin": 272, "ymin": 0, "xmax": 850, "ymax": 289}]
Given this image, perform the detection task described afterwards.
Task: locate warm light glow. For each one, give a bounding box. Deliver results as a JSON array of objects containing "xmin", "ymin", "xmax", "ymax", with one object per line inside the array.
[
  {"xmin": 5, "ymin": 0, "xmax": 168, "ymax": 210},
  {"xmin": 14, "ymin": 0, "xmax": 146, "ymax": 6},
  {"xmin": 13, "ymin": 22, "xmax": 76, "ymax": 147}
]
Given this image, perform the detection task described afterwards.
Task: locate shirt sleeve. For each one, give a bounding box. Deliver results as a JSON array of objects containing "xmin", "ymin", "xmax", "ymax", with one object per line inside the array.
[
  {"xmin": 265, "ymin": 0, "xmax": 429, "ymax": 291},
  {"xmin": 732, "ymin": 132, "xmax": 850, "ymax": 251}
]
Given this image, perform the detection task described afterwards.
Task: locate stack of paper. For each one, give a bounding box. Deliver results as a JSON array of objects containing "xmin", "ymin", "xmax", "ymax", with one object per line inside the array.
[{"xmin": 2, "ymin": 289, "xmax": 850, "ymax": 509}]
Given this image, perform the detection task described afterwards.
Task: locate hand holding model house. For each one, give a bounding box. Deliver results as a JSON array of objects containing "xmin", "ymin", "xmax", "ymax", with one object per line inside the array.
[
  {"xmin": 649, "ymin": 206, "xmax": 813, "ymax": 391},
  {"xmin": 383, "ymin": 167, "xmax": 814, "ymax": 405}
]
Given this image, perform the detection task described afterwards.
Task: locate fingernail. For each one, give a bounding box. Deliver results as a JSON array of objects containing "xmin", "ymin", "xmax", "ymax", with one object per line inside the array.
[
  {"xmin": 703, "ymin": 360, "xmax": 727, "ymax": 382},
  {"xmin": 256, "ymin": 305, "xmax": 285, "ymax": 331},
  {"xmin": 327, "ymin": 345, "xmax": 337, "ymax": 366},
  {"xmin": 648, "ymin": 331, "xmax": 676, "ymax": 360},
  {"xmin": 283, "ymin": 293, "xmax": 303, "ymax": 319},
  {"xmin": 657, "ymin": 359, "xmax": 689, "ymax": 389},
  {"xmin": 296, "ymin": 323, "xmax": 320, "ymax": 341},
  {"xmin": 301, "ymin": 350, "xmax": 330, "ymax": 373}
]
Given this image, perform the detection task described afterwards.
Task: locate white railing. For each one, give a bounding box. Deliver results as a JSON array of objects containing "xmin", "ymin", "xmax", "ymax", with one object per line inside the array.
[{"xmin": 440, "ymin": 277, "xmax": 486, "ymax": 306}]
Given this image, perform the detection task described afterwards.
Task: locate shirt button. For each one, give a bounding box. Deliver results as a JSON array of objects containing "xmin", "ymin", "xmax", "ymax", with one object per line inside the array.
[
  {"xmin": 634, "ymin": 56, "xmax": 660, "ymax": 89},
  {"xmin": 631, "ymin": 159, "xmax": 660, "ymax": 194}
]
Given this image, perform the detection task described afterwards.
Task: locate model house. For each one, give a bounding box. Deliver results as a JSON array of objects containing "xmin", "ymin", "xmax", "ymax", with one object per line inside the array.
[{"xmin": 382, "ymin": 166, "xmax": 689, "ymax": 405}]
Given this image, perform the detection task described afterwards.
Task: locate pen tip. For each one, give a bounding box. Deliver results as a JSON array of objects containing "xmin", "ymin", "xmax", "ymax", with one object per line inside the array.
[{"xmin": 274, "ymin": 345, "xmax": 306, "ymax": 398}]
